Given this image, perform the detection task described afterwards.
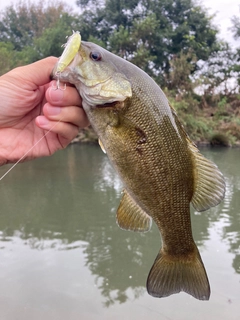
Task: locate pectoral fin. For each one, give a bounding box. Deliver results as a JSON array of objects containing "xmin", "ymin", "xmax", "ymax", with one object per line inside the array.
[
  {"xmin": 117, "ymin": 190, "xmax": 152, "ymax": 232},
  {"xmin": 189, "ymin": 144, "xmax": 226, "ymax": 211}
]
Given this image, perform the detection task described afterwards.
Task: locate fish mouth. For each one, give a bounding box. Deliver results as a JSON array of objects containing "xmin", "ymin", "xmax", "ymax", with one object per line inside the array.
[
  {"xmin": 52, "ymin": 51, "xmax": 84, "ymax": 84},
  {"xmin": 96, "ymin": 101, "xmax": 121, "ymax": 108},
  {"xmin": 52, "ymin": 37, "xmax": 132, "ymax": 106}
]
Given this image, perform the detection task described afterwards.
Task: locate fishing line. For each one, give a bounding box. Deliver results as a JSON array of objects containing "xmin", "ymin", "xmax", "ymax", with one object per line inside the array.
[{"xmin": 0, "ymin": 118, "xmax": 62, "ymax": 181}]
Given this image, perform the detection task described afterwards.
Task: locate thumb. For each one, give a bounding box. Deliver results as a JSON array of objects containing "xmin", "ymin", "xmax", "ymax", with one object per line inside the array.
[{"xmin": 8, "ymin": 57, "xmax": 58, "ymax": 88}]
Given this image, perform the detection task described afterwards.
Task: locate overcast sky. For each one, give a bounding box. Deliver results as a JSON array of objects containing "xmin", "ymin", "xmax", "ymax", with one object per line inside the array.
[{"xmin": 0, "ymin": 0, "xmax": 239, "ymax": 45}]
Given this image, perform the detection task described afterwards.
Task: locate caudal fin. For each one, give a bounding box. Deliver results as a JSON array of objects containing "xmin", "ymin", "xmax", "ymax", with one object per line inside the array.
[{"xmin": 147, "ymin": 247, "xmax": 210, "ymax": 300}]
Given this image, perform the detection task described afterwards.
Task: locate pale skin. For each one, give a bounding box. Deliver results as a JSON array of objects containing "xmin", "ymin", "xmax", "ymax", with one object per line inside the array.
[{"xmin": 0, "ymin": 57, "xmax": 89, "ymax": 166}]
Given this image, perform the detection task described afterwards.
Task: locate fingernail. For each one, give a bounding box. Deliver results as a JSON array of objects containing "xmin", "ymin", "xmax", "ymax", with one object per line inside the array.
[
  {"xmin": 49, "ymin": 85, "xmax": 64, "ymax": 102},
  {"xmin": 37, "ymin": 116, "xmax": 49, "ymax": 127},
  {"xmin": 47, "ymin": 105, "xmax": 61, "ymax": 115}
]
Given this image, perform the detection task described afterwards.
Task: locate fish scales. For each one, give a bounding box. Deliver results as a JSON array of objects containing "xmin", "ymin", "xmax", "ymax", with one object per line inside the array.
[
  {"xmin": 53, "ymin": 37, "xmax": 225, "ymax": 300},
  {"xmin": 94, "ymin": 92, "xmax": 195, "ymax": 249}
]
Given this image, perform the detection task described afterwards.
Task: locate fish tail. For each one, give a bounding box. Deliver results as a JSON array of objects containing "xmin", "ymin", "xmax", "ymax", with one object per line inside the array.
[{"xmin": 147, "ymin": 246, "xmax": 210, "ymax": 300}]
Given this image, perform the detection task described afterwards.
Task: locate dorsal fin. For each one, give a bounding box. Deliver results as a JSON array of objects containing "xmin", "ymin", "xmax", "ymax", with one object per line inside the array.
[
  {"xmin": 117, "ymin": 190, "xmax": 152, "ymax": 232},
  {"xmin": 189, "ymin": 143, "xmax": 226, "ymax": 212},
  {"xmin": 170, "ymin": 104, "xmax": 225, "ymax": 212}
]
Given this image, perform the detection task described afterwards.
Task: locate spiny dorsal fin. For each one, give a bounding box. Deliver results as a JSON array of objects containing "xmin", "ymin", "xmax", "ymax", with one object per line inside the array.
[
  {"xmin": 189, "ymin": 143, "xmax": 226, "ymax": 212},
  {"xmin": 117, "ymin": 190, "xmax": 152, "ymax": 232},
  {"xmin": 169, "ymin": 102, "xmax": 225, "ymax": 211}
]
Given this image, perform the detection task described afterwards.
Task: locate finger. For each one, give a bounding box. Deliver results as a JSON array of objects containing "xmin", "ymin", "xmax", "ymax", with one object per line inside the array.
[
  {"xmin": 35, "ymin": 116, "xmax": 80, "ymax": 143},
  {"xmin": 42, "ymin": 103, "xmax": 89, "ymax": 128},
  {"xmin": 46, "ymin": 82, "xmax": 82, "ymax": 107}
]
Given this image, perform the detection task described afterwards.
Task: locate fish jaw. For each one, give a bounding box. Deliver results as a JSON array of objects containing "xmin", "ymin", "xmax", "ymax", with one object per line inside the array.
[{"xmin": 52, "ymin": 41, "xmax": 132, "ymax": 106}]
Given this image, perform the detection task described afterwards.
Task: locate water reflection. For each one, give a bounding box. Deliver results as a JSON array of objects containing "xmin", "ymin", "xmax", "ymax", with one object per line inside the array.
[
  {"xmin": 0, "ymin": 145, "xmax": 239, "ymax": 310},
  {"xmin": 201, "ymin": 148, "xmax": 240, "ymax": 274}
]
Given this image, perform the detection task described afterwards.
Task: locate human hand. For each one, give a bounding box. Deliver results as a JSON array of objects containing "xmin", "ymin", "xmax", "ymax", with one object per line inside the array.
[{"xmin": 0, "ymin": 57, "xmax": 89, "ymax": 165}]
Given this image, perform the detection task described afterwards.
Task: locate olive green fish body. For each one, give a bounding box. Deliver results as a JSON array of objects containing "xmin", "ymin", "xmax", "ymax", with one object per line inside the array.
[
  {"xmin": 71, "ymin": 43, "xmax": 197, "ymax": 252},
  {"xmin": 85, "ymin": 74, "xmax": 209, "ymax": 299},
  {"xmin": 54, "ymin": 39, "xmax": 225, "ymax": 300},
  {"xmin": 88, "ymin": 80, "xmax": 195, "ymax": 248}
]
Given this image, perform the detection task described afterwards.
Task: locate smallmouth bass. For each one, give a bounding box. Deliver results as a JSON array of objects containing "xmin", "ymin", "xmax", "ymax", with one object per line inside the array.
[{"xmin": 53, "ymin": 33, "xmax": 225, "ymax": 300}]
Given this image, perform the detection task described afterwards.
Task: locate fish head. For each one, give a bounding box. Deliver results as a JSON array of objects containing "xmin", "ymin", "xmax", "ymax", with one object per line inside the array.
[{"xmin": 53, "ymin": 41, "xmax": 132, "ymax": 107}]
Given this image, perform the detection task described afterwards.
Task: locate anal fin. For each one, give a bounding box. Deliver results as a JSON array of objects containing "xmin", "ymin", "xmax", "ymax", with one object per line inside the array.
[{"xmin": 117, "ymin": 190, "xmax": 152, "ymax": 232}]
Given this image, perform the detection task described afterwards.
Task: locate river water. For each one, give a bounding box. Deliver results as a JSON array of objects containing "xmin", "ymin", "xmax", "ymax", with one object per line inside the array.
[{"xmin": 0, "ymin": 144, "xmax": 239, "ymax": 320}]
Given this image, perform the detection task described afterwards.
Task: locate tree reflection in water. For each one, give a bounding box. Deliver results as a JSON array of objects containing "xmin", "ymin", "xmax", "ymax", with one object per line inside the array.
[
  {"xmin": 208, "ymin": 148, "xmax": 240, "ymax": 275},
  {"xmin": 0, "ymin": 145, "xmax": 239, "ymax": 307}
]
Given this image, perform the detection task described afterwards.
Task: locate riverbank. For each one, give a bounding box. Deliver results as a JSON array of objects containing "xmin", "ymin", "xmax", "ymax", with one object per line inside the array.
[
  {"xmin": 168, "ymin": 90, "xmax": 240, "ymax": 147},
  {"xmin": 72, "ymin": 91, "xmax": 240, "ymax": 147},
  {"xmin": 71, "ymin": 124, "xmax": 240, "ymax": 148}
]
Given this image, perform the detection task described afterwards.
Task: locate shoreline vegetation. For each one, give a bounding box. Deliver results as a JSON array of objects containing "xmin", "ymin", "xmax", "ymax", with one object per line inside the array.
[
  {"xmin": 1, "ymin": 0, "xmax": 240, "ymax": 148},
  {"xmin": 72, "ymin": 89, "xmax": 240, "ymax": 147}
]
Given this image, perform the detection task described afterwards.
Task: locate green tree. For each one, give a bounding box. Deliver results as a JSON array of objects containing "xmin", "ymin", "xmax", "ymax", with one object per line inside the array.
[
  {"xmin": 167, "ymin": 49, "xmax": 197, "ymax": 93},
  {"xmin": 0, "ymin": 0, "xmax": 73, "ymax": 51},
  {"xmin": 77, "ymin": 0, "xmax": 220, "ymax": 85},
  {"xmin": 197, "ymin": 42, "xmax": 240, "ymax": 96},
  {"xmin": 24, "ymin": 12, "xmax": 79, "ymax": 63},
  {"xmin": 230, "ymin": 15, "xmax": 240, "ymax": 40},
  {"xmin": 0, "ymin": 42, "xmax": 16, "ymax": 75},
  {"xmin": 0, "ymin": 0, "xmax": 80, "ymax": 69},
  {"xmin": 229, "ymin": 14, "xmax": 240, "ymax": 87}
]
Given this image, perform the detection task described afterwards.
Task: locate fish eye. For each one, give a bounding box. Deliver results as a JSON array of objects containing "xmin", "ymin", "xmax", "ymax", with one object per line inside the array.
[{"xmin": 90, "ymin": 51, "xmax": 102, "ymax": 61}]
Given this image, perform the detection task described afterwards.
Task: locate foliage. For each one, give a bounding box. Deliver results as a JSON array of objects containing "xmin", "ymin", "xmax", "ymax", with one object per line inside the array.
[
  {"xmin": 27, "ymin": 12, "xmax": 79, "ymax": 61},
  {"xmin": 230, "ymin": 15, "xmax": 240, "ymax": 40},
  {"xmin": 0, "ymin": 0, "xmax": 73, "ymax": 50},
  {"xmin": 0, "ymin": 0, "xmax": 79, "ymax": 67},
  {"xmin": 0, "ymin": 42, "xmax": 16, "ymax": 75},
  {"xmin": 1, "ymin": 0, "xmax": 240, "ymax": 145},
  {"xmin": 195, "ymin": 42, "xmax": 240, "ymax": 96},
  {"xmin": 167, "ymin": 88, "xmax": 240, "ymax": 146},
  {"xmin": 167, "ymin": 50, "xmax": 197, "ymax": 93},
  {"xmin": 77, "ymin": 0, "xmax": 220, "ymax": 85},
  {"xmin": 209, "ymin": 133, "xmax": 230, "ymax": 147}
]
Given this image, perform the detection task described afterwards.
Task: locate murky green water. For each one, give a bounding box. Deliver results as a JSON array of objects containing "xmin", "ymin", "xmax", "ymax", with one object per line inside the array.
[{"xmin": 0, "ymin": 145, "xmax": 239, "ymax": 320}]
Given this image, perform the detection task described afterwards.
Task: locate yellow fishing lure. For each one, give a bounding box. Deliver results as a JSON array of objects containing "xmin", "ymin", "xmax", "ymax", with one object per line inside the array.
[{"xmin": 56, "ymin": 31, "xmax": 81, "ymax": 74}]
